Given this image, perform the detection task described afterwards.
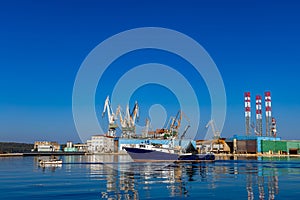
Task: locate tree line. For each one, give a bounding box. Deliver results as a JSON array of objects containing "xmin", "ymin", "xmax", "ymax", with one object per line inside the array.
[{"xmin": 0, "ymin": 142, "xmax": 34, "ymax": 153}]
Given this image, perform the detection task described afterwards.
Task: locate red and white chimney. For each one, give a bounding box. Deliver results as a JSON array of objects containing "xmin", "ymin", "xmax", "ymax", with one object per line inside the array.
[
  {"xmin": 256, "ymin": 95, "xmax": 262, "ymax": 136},
  {"xmin": 244, "ymin": 92, "xmax": 251, "ymax": 136},
  {"xmin": 265, "ymin": 91, "xmax": 272, "ymax": 136}
]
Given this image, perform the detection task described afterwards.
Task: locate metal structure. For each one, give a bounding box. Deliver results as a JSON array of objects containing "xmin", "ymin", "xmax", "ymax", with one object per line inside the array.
[
  {"xmin": 102, "ymin": 96, "xmax": 118, "ymax": 137},
  {"xmin": 206, "ymin": 119, "xmax": 220, "ymax": 139},
  {"xmin": 179, "ymin": 124, "xmax": 191, "ymax": 148},
  {"xmin": 142, "ymin": 118, "xmax": 150, "ymax": 138},
  {"xmin": 169, "ymin": 111, "xmax": 190, "ymax": 138},
  {"xmin": 130, "ymin": 101, "xmax": 139, "ymax": 128},
  {"xmin": 251, "ymin": 122, "xmax": 259, "ymax": 136},
  {"xmin": 255, "ymin": 95, "xmax": 263, "ymax": 136},
  {"xmin": 271, "ymin": 117, "xmax": 277, "ymax": 137},
  {"xmin": 115, "ymin": 105, "xmax": 128, "ymax": 135},
  {"xmin": 159, "ymin": 110, "xmax": 190, "ymax": 139},
  {"xmin": 244, "ymin": 92, "xmax": 251, "ymax": 136},
  {"xmin": 164, "ymin": 111, "xmax": 180, "ymax": 137},
  {"xmin": 265, "ymin": 91, "xmax": 272, "ymax": 136},
  {"xmin": 170, "ymin": 111, "xmax": 181, "ymax": 137},
  {"xmin": 115, "ymin": 101, "xmax": 139, "ymax": 138}
]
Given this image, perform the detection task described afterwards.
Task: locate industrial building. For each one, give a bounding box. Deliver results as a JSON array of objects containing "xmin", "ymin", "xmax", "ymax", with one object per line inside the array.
[
  {"xmin": 261, "ymin": 140, "xmax": 300, "ymax": 154},
  {"xmin": 220, "ymin": 91, "xmax": 300, "ymax": 155},
  {"xmin": 225, "ymin": 135, "xmax": 280, "ymax": 154},
  {"xmin": 196, "ymin": 138, "xmax": 230, "ymax": 153},
  {"xmin": 63, "ymin": 141, "xmax": 81, "ymax": 152},
  {"xmin": 73, "ymin": 143, "xmax": 88, "ymax": 152},
  {"xmin": 225, "ymin": 136, "xmax": 300, "ymax": 155},
  {"xmin": 34, "ymin": 141, "xmax": 61, "ymax": 152},
  {"xmin": 90, "ymin": 91, "xmax": 300, "ymax": 156},
  {"xmin": 87, "ymin": 135, "xmax": 114, "ymax": 153}
]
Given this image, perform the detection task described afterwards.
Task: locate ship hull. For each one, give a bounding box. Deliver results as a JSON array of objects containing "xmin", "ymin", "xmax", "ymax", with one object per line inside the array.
[
  {"xmin": 124, "ymin": 147, "xmax": 178, "ymax": 162},
  {"xmin": 124, "ymin": 147, "xmax": 215, "ymax": 162}
]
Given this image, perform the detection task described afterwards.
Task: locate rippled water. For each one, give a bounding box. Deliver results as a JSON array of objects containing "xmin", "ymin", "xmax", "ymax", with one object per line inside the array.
[{"xmin": 1, "ymin": 155, "xmax": 300, "ymax": 199}]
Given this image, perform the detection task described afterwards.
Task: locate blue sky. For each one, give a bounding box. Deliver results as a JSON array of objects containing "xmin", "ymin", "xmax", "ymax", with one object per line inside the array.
[{"xmin": 0, "ymin": 0, "xmax": 299, "ymax": 143}]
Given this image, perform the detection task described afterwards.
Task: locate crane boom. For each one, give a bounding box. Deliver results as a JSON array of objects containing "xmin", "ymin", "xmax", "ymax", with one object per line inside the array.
[
  {"xmin": 102, "ymin": 95, "xmax": 118, "ymax": 137},
  {"xmin": 142, "ymin": 118, "xmax": 150, "ymax": 138},
  {"xmin": 180, "ymin": 125, "xmax": 191, "ymax": 140},
  {"xmin": 115, "ymin": 101, "xmax": 139, "ymax": 138},
  {"xmin": 206, "ymin": 120, "xmax": 220, "ymax": 139},
  {"xmin": 130, "ymin": 101, "xmax": 139, "ymax": 126},
  {"xmin": 116, "ymin": 105, "xmax": 126, "ymax": 128},
  {"xmin": 102, "ymin": 96, "xmax": 115, "ymax": 124}
]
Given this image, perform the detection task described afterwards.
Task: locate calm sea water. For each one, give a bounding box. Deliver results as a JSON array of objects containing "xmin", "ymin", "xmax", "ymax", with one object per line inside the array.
[{"xmin": 1, "ymin": 155, "xmax": 300, "ymax": 199}]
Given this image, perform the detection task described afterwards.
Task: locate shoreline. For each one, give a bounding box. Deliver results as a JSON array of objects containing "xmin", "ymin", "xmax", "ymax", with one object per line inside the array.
[
  {"xmin": 214, "ymin": 153, "xmax": 300, "ymax": 157},
  {"xmin": 1, "ymin": 152, "xmax": 300, "ymax": 158},
  {"xmin": 0, "ymin": 153, "xmax": 23, "ymax": 157}
]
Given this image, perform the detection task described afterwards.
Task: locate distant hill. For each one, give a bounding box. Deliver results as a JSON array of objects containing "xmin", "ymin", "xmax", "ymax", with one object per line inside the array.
[{"xmin": 0, "ymin": 142, "xmax": 34, "ymax": 153}]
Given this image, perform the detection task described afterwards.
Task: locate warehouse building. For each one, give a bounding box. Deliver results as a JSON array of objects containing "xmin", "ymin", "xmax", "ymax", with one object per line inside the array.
[
  {"xmin": 226, "ymin": 135, "xmax": 300, "ymax": 155},
  {"xmin": 86, "ymin": 135, "xmax": 114, "ymax": 153},
  {"xmin": 261, "ymin": 140, "xmax": 300, "ymax": 155},
  {"xmin": 34, "ymin": 141, "xmax": 61, "ymax": 152}
]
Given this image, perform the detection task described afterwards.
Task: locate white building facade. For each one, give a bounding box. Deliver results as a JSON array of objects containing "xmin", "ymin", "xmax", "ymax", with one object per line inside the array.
[{"xmin": 87, "ymin": 135, "xmax": 114, "ymax": 153}]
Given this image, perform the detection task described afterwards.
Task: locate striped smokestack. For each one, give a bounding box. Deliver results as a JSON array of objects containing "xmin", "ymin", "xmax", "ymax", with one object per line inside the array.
[
  {"xmin": 244, "ymin": 92, "xmax": 251, "ymax": 136},
  {"xmin": 256, "ymin": 95, "xmax": 262, "ymax": 136},
  {"xmin": 265, "ymin": 91, "xmax": 272, "ymax": 136}
]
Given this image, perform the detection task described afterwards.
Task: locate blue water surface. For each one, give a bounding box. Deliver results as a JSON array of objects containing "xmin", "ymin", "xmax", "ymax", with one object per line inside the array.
[{"xmin": 1, "ymin": 155, "xmax": 300, "ymax": 199}]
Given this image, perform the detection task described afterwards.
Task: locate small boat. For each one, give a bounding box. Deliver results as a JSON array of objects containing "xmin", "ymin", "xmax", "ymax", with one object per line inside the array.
[{"xmin": 38, "ymin": 157, "xmax": 63, "ymax": 167}]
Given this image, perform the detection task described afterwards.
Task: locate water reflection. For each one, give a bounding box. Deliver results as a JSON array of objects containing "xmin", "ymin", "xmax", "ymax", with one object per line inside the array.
[
  {"xmin": 85, "ymin": 155, "xmax": 291, "ymax": 199},
  {"xmin": 37, "ymin": 155, "xmax": 299, "ymax": 199}
]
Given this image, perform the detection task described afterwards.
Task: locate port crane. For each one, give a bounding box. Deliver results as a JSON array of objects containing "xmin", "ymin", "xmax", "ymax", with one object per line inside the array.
[
  {"xmin": 205, "ymin": 119, "xmax": 220, "ymax": 139},
  {"xmin": 142, "ymin": 118, "xmax": 151, "ymax": 138},
  {"xmin": 204, "ymin": 120, "xmax": 230, "ymax": 153},
  {"xmin": 170, "ymin": 111, "xmax": 181, "ymax": 136},
  {"xmin": 129, "ymin": 101, "xmax": 139, "ymax": 128},
  {"xmin": 102, "ymin": 96, "xmax": 118, "ymax": 137},
  {"xmin": 116, "ymin": 105, "xmax": 132, "ymax": 137},
  {"xmin": 116, "ymin": 105, "xmax": 126, "ymax": 128},
  {"xmin": 115, "ymin": 101, "xmax": 139, "ymax": 138},
  {"xmin": 178, "ymin": 124, "xmax": 191, "ymax": 148},
  {"xmin": 164, "ymin": 110, "xmax": 190, "ymax": 139}
]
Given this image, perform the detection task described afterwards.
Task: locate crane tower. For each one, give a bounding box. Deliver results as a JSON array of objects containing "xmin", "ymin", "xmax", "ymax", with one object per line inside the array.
[
  {"xmin": 206, "ymin": 120, "xmax": 220, "ymax": 139},
  {"xmin": 116, "ymin": 101, "xmax": 139, "ymax": 138}
]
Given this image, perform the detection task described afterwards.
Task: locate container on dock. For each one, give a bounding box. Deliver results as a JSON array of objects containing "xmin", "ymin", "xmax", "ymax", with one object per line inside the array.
[
  {"xmin": 261, "ymin": 140, "xmax": 287, "ymax": 154},
  {"xmin": 246, "ymin": 140, "xmax": 257, "ymax": 153},
  {"xmin": 275, "ymin": 141, "xmax": 287, "ymax": 153},
  {"xmin": 236, "ymin": 140, "xmax": 247, "ymax": 153},
  {"xmin": 286, "ymin": 141, "xmax": 300, "ymax": 154}
]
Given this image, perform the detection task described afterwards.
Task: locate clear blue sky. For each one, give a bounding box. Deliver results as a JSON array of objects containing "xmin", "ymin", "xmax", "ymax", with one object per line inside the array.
[{"xmin": 0, "ymin": 0, "xmax": 299, "ymax": 143}]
